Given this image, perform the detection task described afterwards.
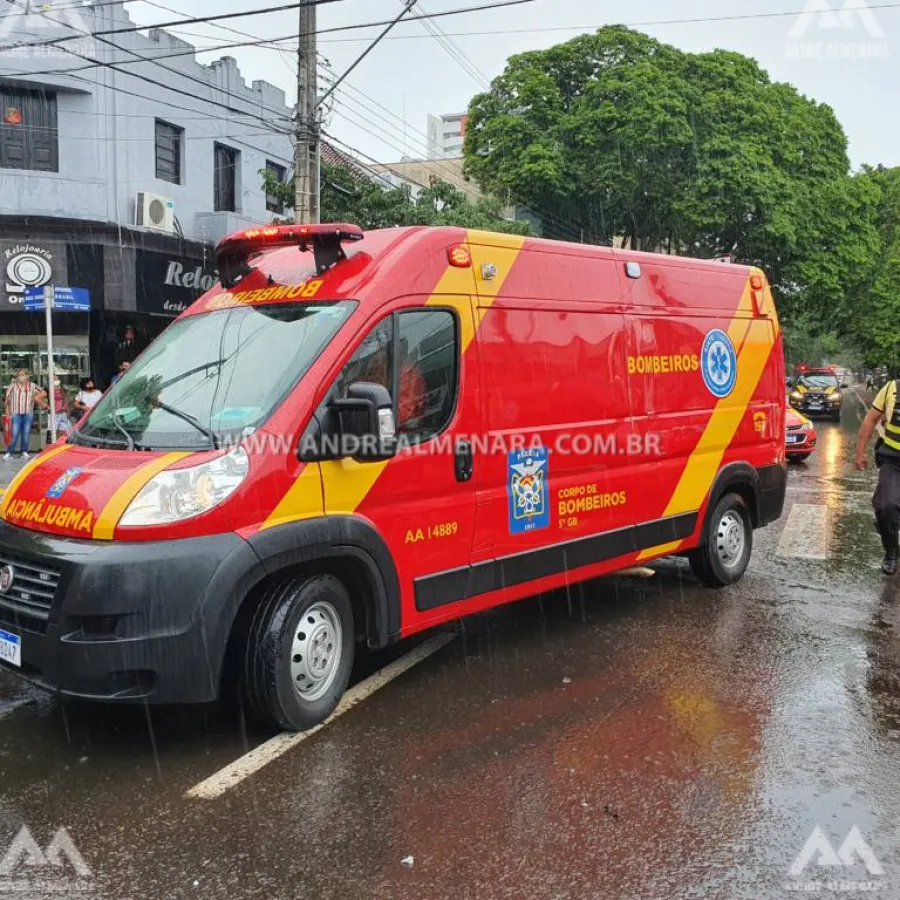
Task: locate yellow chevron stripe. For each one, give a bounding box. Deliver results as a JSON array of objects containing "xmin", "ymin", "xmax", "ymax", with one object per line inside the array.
[
  {"xmin": 261, "ymin": 463, "xmax": 324, "ymax": 531},
  {"xmin": 638, "ymin": 275, "xmax": 778, "ymax": 560},
  {"xmin": 93, "ymin": 452, "xmax": 190, "ymax": 540},
  {"xmin": 261, "ymin": 231, "xmax": 527, "ymax": 529},
  {"xmin": 0, "ymin": 444, "xmax": 72, "ymax": 519}
]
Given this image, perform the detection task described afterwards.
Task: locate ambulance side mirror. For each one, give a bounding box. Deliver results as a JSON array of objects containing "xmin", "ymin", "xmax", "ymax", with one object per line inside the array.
[{"xmin": 330, "ymin": 382, "xmax": 397, "ymax": 462}]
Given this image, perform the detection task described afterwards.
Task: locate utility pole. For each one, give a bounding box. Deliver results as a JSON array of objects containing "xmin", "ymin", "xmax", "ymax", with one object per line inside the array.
[{"xmin": 295, "ymin": 0, "xmax": 318, "ymax": 224}]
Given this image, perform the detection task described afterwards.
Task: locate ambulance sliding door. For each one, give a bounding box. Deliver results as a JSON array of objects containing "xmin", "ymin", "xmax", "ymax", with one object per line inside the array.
[{"xmin": 471, "ymin": 249, "xmax": 635, "ymax": 568}]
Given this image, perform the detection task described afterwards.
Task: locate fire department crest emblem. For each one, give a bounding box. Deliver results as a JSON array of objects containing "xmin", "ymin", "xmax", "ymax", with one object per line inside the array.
[{"xmin": 508, "ymin": 448, "xmax": 550, "ymax": 534}]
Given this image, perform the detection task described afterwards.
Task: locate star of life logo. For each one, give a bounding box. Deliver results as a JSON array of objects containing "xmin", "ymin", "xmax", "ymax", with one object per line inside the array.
[
  {"xmin": 786, "ymin": 0, "xmax": 889, "ymax": 60},
  {"xmin": 785, "ymin": 824, "xmax": 887, "ymax": 893},
  {"xmin": 701, "ymin": 329, "xmax": 737, "ymax": 399},
  {"xmin": 0, "ymin": 825, "xmax": 92, "ymax": 896},
  {"xmin": 0, "ymin": 1, "xmax": 94, "ymax": 60}
]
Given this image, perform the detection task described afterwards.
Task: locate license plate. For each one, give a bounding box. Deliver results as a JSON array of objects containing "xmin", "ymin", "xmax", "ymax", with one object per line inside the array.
[
  {"xmin": 809, "ymin": 404, "xmax": 822, "ymax": 410},
  {"xmin": 0, "ymin": 629, "xmax": 21, "ymax": 668},
  {"xmin": 787, "ymin": 435, "xmax": 801, "ymax": 444}
]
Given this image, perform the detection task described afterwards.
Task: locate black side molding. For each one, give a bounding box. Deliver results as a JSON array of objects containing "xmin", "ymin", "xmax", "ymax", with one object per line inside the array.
[{"xmin": 414, "ymin": 512, "xmax": 698, "ymax": 613}]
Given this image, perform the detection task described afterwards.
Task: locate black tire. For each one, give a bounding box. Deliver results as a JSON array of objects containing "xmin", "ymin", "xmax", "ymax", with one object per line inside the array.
[
  {"xmin": 242, "ymin": 574, "xmax": 355, "ymax": 732},
  {"xmin": 688, "ymin": 493, "xmax": 753, "ymax": 588},
  {"xmin": 831, "ymin": 411, "xmax": 841, "ymax": 422}
]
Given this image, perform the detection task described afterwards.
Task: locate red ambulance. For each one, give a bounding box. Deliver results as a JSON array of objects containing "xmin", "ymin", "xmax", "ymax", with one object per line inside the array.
[{"xmin": 0, "ymin": 225, "xmax": 785, "ymax": 731}]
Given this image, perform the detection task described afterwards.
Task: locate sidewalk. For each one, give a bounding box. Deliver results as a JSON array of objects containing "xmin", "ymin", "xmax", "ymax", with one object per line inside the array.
[{"xmin": 0, "ymin": 455, "xmax": 29, "ymax": 491}]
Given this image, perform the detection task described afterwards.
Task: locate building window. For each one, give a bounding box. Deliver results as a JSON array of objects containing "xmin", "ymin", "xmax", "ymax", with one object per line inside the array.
[
  {"xmin": 155, "ymin": 120, "xmax": 183, "ymax": 184},
  {"xmin": 214, "ymin": 143, "xmax": 239, "ymax": 212},
  {"xmin": 0, "ymin": 87, "xmax": 58, "ymax": 172},
  {"xmin": 265, "ymin": 160, "xmax": 287, "ymax": 213}
]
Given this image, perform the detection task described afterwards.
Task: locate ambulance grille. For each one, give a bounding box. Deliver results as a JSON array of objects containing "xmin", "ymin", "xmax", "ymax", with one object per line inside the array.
[
  {"xmin": 0, "ymin": 553, "xmax": 61, "ymax": 635},
  {"xmin": 89, "ymin": 457, "xmax": 146, "ymax": 470}
]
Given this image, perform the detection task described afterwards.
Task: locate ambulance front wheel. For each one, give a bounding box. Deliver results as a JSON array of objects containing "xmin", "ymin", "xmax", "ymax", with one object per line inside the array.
[
  {"xmin": 242, "ymin": 574, "xmax": 355, "ymax": 732},
  {"xmin": 688, "ymin": 493, "xmax": 753, "ymax": 587}
]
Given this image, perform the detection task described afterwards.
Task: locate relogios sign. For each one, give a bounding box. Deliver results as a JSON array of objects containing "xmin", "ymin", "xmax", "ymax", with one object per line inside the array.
[{"xmin": 136, "ymin": 249, "xmax": 218, "ymax": 317}]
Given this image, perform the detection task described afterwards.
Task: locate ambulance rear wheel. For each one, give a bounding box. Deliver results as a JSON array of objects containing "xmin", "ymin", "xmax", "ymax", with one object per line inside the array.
[
  {"xmin": 242, "ymin": 574, "xmax": 355, "ymax": 732},
  {"xmin": 688, "ymin": 493, "xmax": 753, "ymax": 587}
]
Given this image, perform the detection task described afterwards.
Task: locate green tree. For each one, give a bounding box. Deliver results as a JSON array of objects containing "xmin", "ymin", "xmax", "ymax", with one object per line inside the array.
[
  {"xmin": 463, "ymin": 25, "xmax": 883, "ymax": 354},
  {"xmin": 852, "ymin": 166, "xmax": 900, "ymax": 367},
  {"xmin": 261, "ymin": 163, "xmax": 529, "ymax": 234}
]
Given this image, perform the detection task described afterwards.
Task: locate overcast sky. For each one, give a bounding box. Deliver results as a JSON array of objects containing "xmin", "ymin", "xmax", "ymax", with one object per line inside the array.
[{"xmin": 126, "ymin": 0, "xmax": 900, "ymax": 171}]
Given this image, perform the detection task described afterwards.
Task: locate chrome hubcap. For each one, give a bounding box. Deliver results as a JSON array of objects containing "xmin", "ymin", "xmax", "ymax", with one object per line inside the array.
[
  {"xmin": 290, "ymin": 602, "xmax": 343, "ymax": 702},
  {"xmin": 716, "ymin": 510, "xmax": 746, "ymax": 569}
]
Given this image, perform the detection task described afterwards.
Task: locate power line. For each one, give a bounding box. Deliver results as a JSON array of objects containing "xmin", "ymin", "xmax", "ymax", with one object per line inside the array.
[
  {"xmin": 5, "ymin": 0, "xmax": 295, "ymax": 123},
  {"xmin": 0, "ymin": 0, "xmax": 346, "ymax": 52},
  {"xmin": 138, "ymin": 0, "xmax": 299, "ymax": 82},
  {"xmin": 325, "ymin": 96, "xmax": 581, "ymax": 240},
  {"xmin": 4, "ymin": 5, "xmax": 294, "ymax": 136},
  {"xmin": 321, "ymin": 75, "xmax": 582, "ymax": 239},
  {"xmin": 0, "ymin": 124, "xmax": 283, "ymax": 142},
  {"xmin": 317, "ymin": 2, "xmax": 900, "ymax": 41},
  {"xmin": 1, "ymin": 0, "xmax": 538, "ymax": 55},
  {"xmin": 31, "ymin": 65, "xmax": 294, "ymax": 137},
  {"xmin": 410, "ymin": 1, "xmax": 489, "ymax": 88}
]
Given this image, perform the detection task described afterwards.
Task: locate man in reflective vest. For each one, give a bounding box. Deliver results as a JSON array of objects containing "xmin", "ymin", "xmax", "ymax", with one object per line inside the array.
[{"xmin": 856, "ymin": 378, "xmax": 900, "ymax": 574}]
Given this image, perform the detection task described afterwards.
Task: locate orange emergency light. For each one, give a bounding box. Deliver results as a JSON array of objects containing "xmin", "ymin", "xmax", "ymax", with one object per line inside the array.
[{"xmin": 216, "ymin": 223, "xmax": 364, "ymax": 286}]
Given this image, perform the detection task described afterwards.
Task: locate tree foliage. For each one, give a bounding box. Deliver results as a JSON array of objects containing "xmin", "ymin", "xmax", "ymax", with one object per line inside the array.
[
  {"xmin": 850, "ymin": 166, "xmax": 900, "ymax": 367},
  {"xmin": 261, "ymin": 163, "xmax": 530, "ymax": 235},
  {"xmin": 464, "ymin": 26, "xmax": 890, "ymax": 356}
]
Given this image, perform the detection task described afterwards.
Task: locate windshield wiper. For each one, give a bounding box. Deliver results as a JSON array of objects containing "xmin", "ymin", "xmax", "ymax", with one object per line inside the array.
[
  {"xmin": 112, "ymin": 409, "xmax": 136, "ymax": 452},
  {"xmin": 151, "ymin": 399, "xmax": 220, "ymax": 449}
]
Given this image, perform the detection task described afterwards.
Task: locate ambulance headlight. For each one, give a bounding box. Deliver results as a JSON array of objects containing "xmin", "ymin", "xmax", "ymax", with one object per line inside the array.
[
  {"xmin": 790, "ymin": 391, "xmax": 802, "ymax": 402},
  {"xmin": 119, "ymin": 448, "xmax": 250, "ymax": 527}
]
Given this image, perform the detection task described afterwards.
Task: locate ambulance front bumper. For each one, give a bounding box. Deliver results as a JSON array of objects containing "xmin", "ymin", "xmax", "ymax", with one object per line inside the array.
[{"xmin": 0, "ymin": 519, "xmax": 261, "ymax": 704}]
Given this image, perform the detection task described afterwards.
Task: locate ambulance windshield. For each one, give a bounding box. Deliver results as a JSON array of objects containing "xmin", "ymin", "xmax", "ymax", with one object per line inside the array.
[{"xmin": 73, "ymin": 301, "xmax": 356, "ymax": 451}]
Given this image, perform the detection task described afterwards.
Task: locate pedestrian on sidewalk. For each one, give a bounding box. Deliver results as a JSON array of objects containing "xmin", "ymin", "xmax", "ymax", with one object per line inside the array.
[
  {"xmin": 856, "ymin": 377, "xmax": 900, "ymax": 574},
  {"xmin": 4, "ymin": 369, "xmax": 48, "ymax": 460},
  {"xmin": 111, "ymin": 360, "xmax": 131, "ymax": 385},
  {"xmin": 73, "ymin": 377, "xmax": 103, "ymax": 419},
  {"xmin": 49, "ymin": 376, "xmax": 71, "ymax": 437}
]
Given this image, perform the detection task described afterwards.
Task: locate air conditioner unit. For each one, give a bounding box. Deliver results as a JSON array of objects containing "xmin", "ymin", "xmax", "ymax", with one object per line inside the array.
[{"xmin": 136, "ymin": 191, "xmax": 175, "ymax": 233}]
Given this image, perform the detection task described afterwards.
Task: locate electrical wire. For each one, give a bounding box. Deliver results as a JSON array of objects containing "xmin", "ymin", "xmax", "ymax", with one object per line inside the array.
[
  {"xmin": 4, "ymin": 0, "xmax": 295, "ymax": 123},
  {"xmin": 1, "ymin": 0, "xmax": 539, "ymax": 55},
  {"xmin": 323, "ymin": 94, "xmax": 581, "ymax": 240},
  {"xmin": 319, "ymin": 2, "xmax": 900, "ymax": 42},
  {"xmin": 409, "ymin": 1, "xmax": 489, "ymax": 88},
  {"xmin": 2, "ymin": 5, "xmax": 294, "ymax": 136},
  {"xmin": 317, "ymin": 71, "xmax": 582, "ymax": 240},
  {"xmin": 0, "ymin": 0, "xmax": 346, "ymax": 52}
]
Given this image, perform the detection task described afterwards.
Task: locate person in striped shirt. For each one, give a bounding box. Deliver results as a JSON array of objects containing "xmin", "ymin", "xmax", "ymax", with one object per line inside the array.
[{"xmin": 4, "ymin": 369, "xmax": 48, "ymax": 460}]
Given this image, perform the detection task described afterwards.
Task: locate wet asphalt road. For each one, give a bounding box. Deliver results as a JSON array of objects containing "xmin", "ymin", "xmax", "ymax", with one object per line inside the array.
[{"xmin": 2, "ymin": 390, "xmax": 900, "ymax": 899}]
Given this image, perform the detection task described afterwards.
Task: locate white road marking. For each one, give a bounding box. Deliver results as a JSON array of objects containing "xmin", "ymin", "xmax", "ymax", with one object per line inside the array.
[
  {"xmin": 776, "ymin": 503, "xmax": 830, "ymax": 559},
  {"xmin": 0, "ymin": 699, "xmax": 29, "ymax": 717},
  {"xmin": 186, "ymin": 633, "xmax": 456, "ymax": 800}
]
